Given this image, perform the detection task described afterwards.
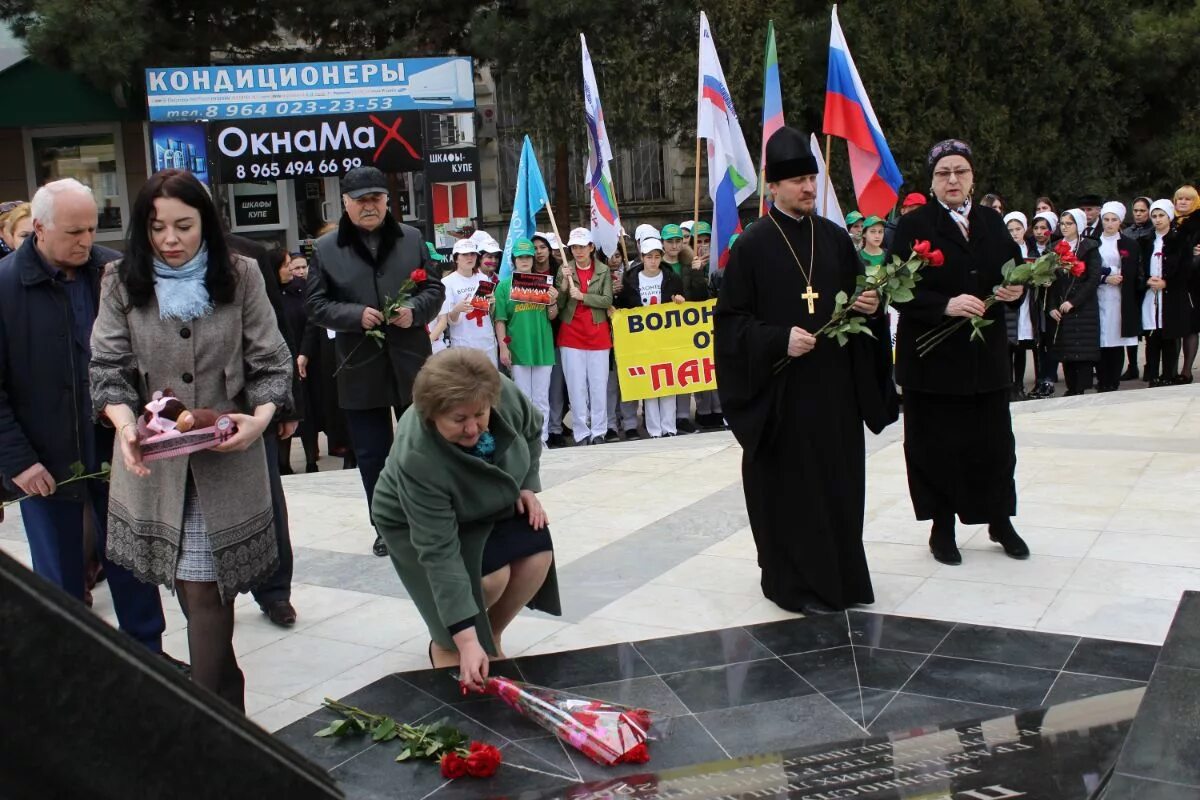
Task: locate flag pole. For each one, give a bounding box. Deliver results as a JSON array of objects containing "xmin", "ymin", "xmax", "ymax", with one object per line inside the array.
[
  {"xmin": 822, "ymin": 134, "xmax": 833, "ymax": 218},
  {"xmin": 542, "ymin": 196, "xmax": 576, "ymax": 292},
  {"xmin": 609, "ymin": 190, "xmax": 631, "ymax": 266},
  {"xmin": 692, "ymin": 136, "xmax": 702, "ymax": 250}
]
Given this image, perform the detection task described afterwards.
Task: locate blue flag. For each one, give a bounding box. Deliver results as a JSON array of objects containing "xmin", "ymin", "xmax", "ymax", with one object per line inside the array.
[{"xmin": 500, "ymin": 135, "xmax": 551, "ymax": 281}]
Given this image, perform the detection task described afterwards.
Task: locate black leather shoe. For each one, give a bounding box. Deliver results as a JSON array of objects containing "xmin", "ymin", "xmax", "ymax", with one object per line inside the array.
[
  {"xmin": 263, "ymin": 599, "xmax": 297, "ymax": 627},
  {"xmin": 624, "ymin": 430, "xmax": 641, "ymax": 440},
  {"xmin": 546, "ymin": 433, "xmax": 567, "ymax": 449},
  {"xmin": 797, "ymin": 598, "xmax": 839, "ymax": 615},
  {"xmin": 929, "ymin": 516, "xmax": 961, "ymax": 565},
  {"xmin": 989, "ymin": 523, "xmax": 1030, "ymax": 559},
  {"xmin": 929, "ymin": 540, "xmax": 963, "ymax": 565},
  {"xmin": 160, "ymin": 651, "xmax": 191, "ymax": 676},
  {"xmin": 373, "ymin": 535, "xmax": 389, "ymax": 557},
  {"xmin": 676, "ymin": 419, "xmax": 697, "ymax": 434},
  {"xmin": 604, "ymin": 429, "xmax": 620, "ymax": 443}
]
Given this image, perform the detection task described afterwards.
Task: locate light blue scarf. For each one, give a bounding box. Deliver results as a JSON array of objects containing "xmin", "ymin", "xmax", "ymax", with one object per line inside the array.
[{"xmin": 153, "ymin": 244, "xmax": 213, "ymax": 321}]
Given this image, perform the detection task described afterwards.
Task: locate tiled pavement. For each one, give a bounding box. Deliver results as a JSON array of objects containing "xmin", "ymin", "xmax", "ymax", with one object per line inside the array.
[{"xmin": 1, "ymin": 383, "xmax": 1197, "ymax": 735}]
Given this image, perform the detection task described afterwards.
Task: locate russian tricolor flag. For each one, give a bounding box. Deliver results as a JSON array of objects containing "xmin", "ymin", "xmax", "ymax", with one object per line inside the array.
[
  {"xmin": 822, "ymin": 5, "xmax": 903, "ymax": 218},
  {"xmin": 697, "ymin": 11, "xmax": 757, "ymax": 273}
]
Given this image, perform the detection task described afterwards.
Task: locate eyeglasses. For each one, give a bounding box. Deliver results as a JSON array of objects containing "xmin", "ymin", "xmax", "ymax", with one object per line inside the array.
[{"xmin": 932, "ymin": 168, "xmax": 973, "ymax": 182}]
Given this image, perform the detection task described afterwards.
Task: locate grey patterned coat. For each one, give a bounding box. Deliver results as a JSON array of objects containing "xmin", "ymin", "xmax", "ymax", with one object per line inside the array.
[{"xmin": 89, "ymin": 256, "xmax": 293, "ymax": 600}]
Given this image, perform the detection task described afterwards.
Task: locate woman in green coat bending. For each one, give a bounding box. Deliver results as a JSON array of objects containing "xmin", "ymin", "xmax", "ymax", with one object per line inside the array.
[{"xmin": 372, "ymin": 348, "xmax": 560, "ymax": 689}]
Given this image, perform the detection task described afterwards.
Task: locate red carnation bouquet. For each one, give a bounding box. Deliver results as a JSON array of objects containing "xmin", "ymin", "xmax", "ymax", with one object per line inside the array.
[
  {"xmin": 333, "ymin": 267, "xmax": 433, "ymax": 376},
  {"xmin": 481, "ymin": 676, "xmax": 655, "ymax": 766}
]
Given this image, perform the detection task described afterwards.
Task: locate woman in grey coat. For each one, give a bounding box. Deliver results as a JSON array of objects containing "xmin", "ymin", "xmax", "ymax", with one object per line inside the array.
[{"xmin": 90, "ymin": 170, "xmax": 292, "ymax": 711}]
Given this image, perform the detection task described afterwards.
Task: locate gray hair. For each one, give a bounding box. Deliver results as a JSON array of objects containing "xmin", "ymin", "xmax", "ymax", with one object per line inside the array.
[{"xmin": 31, "ymin": 179, "xmax": 96, "ymax": 228}]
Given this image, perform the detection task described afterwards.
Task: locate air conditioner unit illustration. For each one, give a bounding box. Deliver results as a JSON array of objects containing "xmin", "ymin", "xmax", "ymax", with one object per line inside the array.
[{"xmin": 398, "ymin": 60, "xmax": 473, "ymax": 106}]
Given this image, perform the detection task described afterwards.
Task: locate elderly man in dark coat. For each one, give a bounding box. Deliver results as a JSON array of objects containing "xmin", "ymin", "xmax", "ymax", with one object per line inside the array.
[
  {"xmin": 0, "ymin": 178, "xmax": 168, "ymax": 656},
  {"xmin": 305, "ymin": 167, "xmax": 445, "ymax": 557}
]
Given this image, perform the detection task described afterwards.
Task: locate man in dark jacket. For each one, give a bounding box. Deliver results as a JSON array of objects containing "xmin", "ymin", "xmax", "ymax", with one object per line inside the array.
[
  {"xmin": 305, "ymin": 167, "xmax": 444, "ymax": 556},
  {"xmin": 227, "ymin": 232, "xmax": 301, "ymax": 627},
  {"xmin": 0, "ymin": 179, "xmax": 166, "ymax": 653}
]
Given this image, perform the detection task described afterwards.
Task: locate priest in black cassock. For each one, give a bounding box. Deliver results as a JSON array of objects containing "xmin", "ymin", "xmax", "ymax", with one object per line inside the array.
[{"xmin": 714, "ymin": 127, "xmax": 898, "ymax": 615}]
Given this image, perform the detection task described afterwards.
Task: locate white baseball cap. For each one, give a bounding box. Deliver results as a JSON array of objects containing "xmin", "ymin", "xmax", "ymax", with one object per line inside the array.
[
  {"xmin": 479, "ymin": 237, "xmax": 503, "ymax": 254},
  {"xmin": 452, "ymin": 239, "xmax": 479, "ymax": 255},
  {"xmin": 680, "ymin": 220, "xmax": 695, "ymax": 232},
  {"xmin": 639, "ymin": 237, "xmax": 664, "ymax": 255},
  {"xmin": 567, "ymin": 227, "xmax": 593, "ymax": 247},
  {"xmin": 634, "ymin": 224, "xmax": 660, "ymax": 243}
]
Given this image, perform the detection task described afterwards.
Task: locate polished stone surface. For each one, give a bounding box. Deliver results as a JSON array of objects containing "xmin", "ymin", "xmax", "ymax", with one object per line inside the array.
[
  {"xmin": 1105, "ymin": 590, "xmax": 1200, "ymax": 797},
  {"xmin": 518, "ymin": 689, "xmax": 1144, "ymax": 800},
  {"xmin": 276, "ymin": 611, "xmax": 1159, "ymax": 799}
]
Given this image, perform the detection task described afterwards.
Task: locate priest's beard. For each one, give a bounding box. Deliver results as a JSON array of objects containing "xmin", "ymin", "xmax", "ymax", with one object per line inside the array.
[{"xmin": 771, "ymin": 187, "xmax": 817, "ymax": 219}]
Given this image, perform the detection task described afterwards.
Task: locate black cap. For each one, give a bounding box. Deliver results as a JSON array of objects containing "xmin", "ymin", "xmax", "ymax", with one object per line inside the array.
[
  {"xmin": 765, "ymin": 127, "xmax": 819, "ymax": 182},
  {"xmin": 1076, "ymin": 193, "xmax": 1103, "ymax": 207},
  {"xmin": 341, "ymin": 167, "xmax": 388, "ymax": 199}
]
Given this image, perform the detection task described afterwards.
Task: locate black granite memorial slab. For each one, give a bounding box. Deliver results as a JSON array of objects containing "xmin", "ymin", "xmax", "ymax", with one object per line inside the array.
[
  {"xmin": 277, "ymin": 609, "xmax": 1167, "ymax": 799},
  {"xmin": 518, "ymin": 688, "xmax": 1143, "ymax": 800},
  {"xmin": 0, "ymin": 550, "xmax": 342, "ymax": 799}
]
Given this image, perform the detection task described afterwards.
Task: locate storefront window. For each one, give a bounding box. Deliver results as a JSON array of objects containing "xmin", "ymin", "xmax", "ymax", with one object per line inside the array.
[{"xmin": 26, "ymin": 125, "xmax": 128, "ymax": 237}]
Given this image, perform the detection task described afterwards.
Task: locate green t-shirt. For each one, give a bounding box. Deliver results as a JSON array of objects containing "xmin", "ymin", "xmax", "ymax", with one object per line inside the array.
[
  {"xmin": 859, "ymin": 249, "xmax": 886, "ymax": 269},
  {"xmin": 664, "ymin": 259, "xmax": 682, "ymax": 276},
  {"xmin": 494, "ymin": 277, "xmax": 557, "ymax": 366}
]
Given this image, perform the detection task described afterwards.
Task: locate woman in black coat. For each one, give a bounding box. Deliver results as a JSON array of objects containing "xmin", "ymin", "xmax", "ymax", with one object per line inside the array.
[
  {"xmin": 889, "ymin": 139, "xmax": 1028, "ymax": 566},
  {"xmin": 1141, "ymin": 199, "xmax": 1188, "ymax": 384},
  {"xmin": 1169, "ymin": 186, "xmax": 1200, "ymax": 383},
  {"xmin": 1047, "ymin": 209, "xmax": 1102, "ymax": 394}
]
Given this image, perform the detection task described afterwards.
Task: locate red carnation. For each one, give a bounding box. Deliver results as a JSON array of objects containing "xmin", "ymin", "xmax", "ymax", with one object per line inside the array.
[
  {"xmin": 911, "ymin": 240, "xmax": 933, "ymax": 259},
  {"xmin": 617, "ymin": 743, "xmax": 650, "ymax": 764},
  {"xmin": 411, "ymin": 268, "xmax": 428, "ymax": 283},
  {"xmin": 465, "ymin": 743, "xmax": 502, "ymax": 778},
  {"xmin": 927, "ymin": 249, "xmax": 946, "ymax": 267},
  {"xmin": 440, "ymin": 752, "xmax": 469, "ymax": 779}
]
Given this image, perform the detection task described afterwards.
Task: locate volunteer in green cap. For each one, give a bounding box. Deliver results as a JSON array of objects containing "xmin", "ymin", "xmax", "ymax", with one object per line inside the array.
[
  {"xmin": 859, "ymin": 216, "xmax": 886, "ymax": 269},
  {"xmin": 845, "ymin": 211, "xmax": 865, "ymax": 250},
  {"xmin": 494, "ymin": 238, "xmax": 559, "ymax": 443},
  {"xmin": 683, "ymin": 220, "xmax": 725, "ymax": 429}
]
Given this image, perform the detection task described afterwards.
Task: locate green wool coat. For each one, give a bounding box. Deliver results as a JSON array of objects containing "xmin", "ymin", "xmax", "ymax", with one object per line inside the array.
[{"xmin": 372, "ymin": 378, "xmax": 561, "ymax": 655}]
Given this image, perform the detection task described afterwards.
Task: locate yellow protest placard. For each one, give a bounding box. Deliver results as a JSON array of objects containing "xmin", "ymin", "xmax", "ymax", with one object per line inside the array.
[{"xmin": 612, "ymin": 300, "xmax": 717, "ymax": 401}]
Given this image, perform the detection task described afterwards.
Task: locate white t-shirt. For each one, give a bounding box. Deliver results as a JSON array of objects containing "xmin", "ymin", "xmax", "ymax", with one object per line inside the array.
[
  {"xmin": 638, "ymin": 271, "xmax": 664, "ymax": 306},
  {"xmin": 440, "ymin": 271, "xmax": 497, "ymax": 350}
]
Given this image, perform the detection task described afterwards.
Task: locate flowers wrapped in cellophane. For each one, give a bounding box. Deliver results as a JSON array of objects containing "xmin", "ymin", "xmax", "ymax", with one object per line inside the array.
[{"xmin": 482, "ymin": 676, "xmax": 655, "ymax": 766}]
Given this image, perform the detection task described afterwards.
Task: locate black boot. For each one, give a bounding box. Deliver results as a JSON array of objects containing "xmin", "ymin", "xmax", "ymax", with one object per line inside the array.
[
  {"xmin": 929, "ymin": 515, "xmax": 961, "ymax": 565},
  {"xmin": 988, "ymin": 519, "xmax": 1030, "ymax": 559}
]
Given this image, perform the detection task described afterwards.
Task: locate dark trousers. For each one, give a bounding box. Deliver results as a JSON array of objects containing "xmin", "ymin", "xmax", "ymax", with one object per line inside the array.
[
  {"xmin": 1010, "ymin": 345, "xmax": 1028, "ymax": 389},
  {"xmin": 1038, "ymin": 347, "xmax": 1059, "ymax": 385},
  {"xmin": 1144, "ymin": 332, "xmax": 1180, "ymax": 381},
  {"xmin": 343, "ymin": 405, "xmax": 402, "ymax": 524},
  {"xmin": 1063, "ymin": 361, "xmax": 1095, "ymax": 394},
  {"xmin": 251, "ymin": 429, "xmax": 292, "ymax": 606},
  {"xmin": 20, "ymin": 480, "xmax": 165, "ymax": 651},
  {"xmin": 1097, "ymin": 347, "xmax": 1126, "ymax": 391}
]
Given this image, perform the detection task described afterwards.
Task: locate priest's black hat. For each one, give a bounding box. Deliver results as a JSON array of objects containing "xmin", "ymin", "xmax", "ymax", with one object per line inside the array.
[{"xmin": 765, "ymin": 127, "xmax": 818, "ymax": 182}]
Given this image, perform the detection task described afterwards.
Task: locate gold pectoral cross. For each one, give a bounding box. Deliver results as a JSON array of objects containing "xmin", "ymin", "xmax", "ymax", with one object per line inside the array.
[{"xmin": 802, "ymin": 284, "xmax": 820, "ymax": 314}]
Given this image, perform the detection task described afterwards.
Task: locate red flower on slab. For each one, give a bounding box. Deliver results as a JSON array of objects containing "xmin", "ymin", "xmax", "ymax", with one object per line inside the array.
[
  {"xmin": 410, "ymin": 268, "xmax": 428, "ymax": 283},
  {"xmin": 465, "ymin": 742, "xmax": 503, "ymax": 778},
  {"xmin": 440, "ymin": 752, "xmax": 468, "ymax": 779},
  {"xmin": 617, "ymin": 743, "xmax": 650, "ymax": 764}
]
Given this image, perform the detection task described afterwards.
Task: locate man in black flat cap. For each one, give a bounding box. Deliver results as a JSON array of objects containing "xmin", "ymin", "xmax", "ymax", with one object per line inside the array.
[
  {"xmin": 714, "ymin": 126, "xmax": 897, "ymax": 615},
  {"xmin": 1078, "ymin": 194, "xmax": 1104, "ymax": 240},
  {"xmin": 306, "ymin": 166, "xmax": 444, "ymax": 557}
]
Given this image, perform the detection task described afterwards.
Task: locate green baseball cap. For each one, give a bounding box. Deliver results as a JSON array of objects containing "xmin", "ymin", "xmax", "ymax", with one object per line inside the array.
[
  {"xmin": 862, "ymin": 215, "xmax": 885, "ymax": 229},
  {"xmin": 661, "ymin": 223, "xmax": 684, "ymax": 240},
  {"xmin": 845, "ymin": 211, "xmax": 864, "ymax": 226},
  {"xmin": 512, "ymin": 238, "xmax": 536, "ymax": 258},
  {"xmin": 692, "ymin": 221, "xmax": 712, "ymax": 237},
  {"xmin": 728, "ymin": 233, "xmax": 740, "ymax": 247}
]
